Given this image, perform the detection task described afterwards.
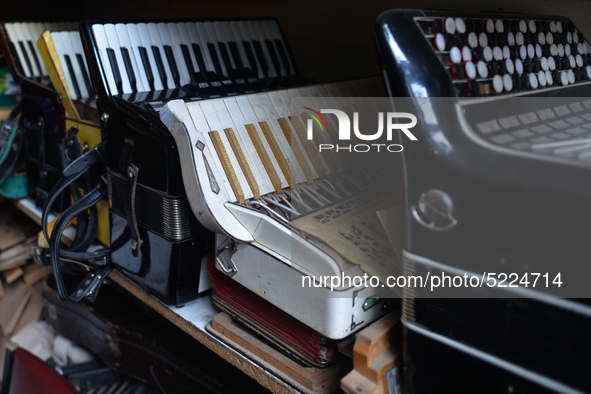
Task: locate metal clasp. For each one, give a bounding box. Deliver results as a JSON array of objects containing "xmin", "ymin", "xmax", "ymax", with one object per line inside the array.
[{"xmin": 216, "ymin": 239, "xmax": 238, "ymax": 277}]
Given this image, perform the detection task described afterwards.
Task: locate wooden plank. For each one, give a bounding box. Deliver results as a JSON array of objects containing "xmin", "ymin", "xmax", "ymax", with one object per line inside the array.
[
  {"xmin": 22, "ymin": 264, "xmax": 53, "ymax": 287},
  {"xmin": 3, "ymin": 267, "xmax": 23, "ymax": 284},
  {"xmin": 211, "ymin": 312, "xmax": 348, "ymax": 393},
  {"xmin": 0, "ymin": 281, "xmax": 31, "ymax": 336},
  {"xmin": 14, "ymin": 286, "xmax": 45, "ymax": 334},
  {"xmin": 341, "ymin": 311, "xmax": 402, "ymax": 394},
  {"xmin": 341, "ymin": 370, "xmax": 379, "ymax": 394},
  {"xmin": 337, "ymin": 335, "xmax": 356, "ymax": 359}
]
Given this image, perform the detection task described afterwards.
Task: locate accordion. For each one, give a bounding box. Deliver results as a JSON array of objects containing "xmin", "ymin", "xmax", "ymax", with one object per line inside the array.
[
  {"xmin": 79, "ymin": 19, "xmax": 307, "ymax": 305},
  {"xmin": 375, "ymin": 9, "xmax": 591, "ymax": 393}
]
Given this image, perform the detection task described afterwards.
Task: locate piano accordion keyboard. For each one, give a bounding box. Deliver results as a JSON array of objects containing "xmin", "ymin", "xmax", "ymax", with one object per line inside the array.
[
  {"xmin": 183, "ymin": 78, "xmax": 385, "ymax": 221},
  {"xmin": 3, "ymin": 21, "xmax": 78, "ymax": 79},
  {"xmin": 89, "ymin": 20, "xmax": 297, "ymax": 98}
]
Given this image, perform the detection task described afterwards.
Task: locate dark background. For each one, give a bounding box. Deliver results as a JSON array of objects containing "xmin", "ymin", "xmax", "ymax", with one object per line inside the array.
[{"xmin": 1, "ymin": 0, "xmax": 588, "ymax": 83}]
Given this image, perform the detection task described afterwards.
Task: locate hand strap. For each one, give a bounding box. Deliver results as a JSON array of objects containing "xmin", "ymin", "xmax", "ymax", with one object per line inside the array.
[{"xmin": 37, "ymin": 145, "xmax": 113, "ymax": 302}]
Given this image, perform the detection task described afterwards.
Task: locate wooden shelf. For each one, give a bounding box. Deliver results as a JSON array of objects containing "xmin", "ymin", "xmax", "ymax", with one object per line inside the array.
[{"xmin": 13, "ymin": 197, "xmax": 338, "ymax": 394}]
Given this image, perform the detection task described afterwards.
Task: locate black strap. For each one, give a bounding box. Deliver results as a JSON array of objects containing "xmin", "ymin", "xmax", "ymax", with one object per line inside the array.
[{"xmin": 37, "ymin": 145, "xmax": 113, "ymax": 302}]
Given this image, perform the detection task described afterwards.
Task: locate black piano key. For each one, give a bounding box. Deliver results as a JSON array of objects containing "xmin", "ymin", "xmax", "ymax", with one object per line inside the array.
[
  {"xmin": 180, "ymin": 44, "xmax": 196, "ymax": 75},
  {"xmin": 191, "ymin": 44, "xmax": 209, "ymax": 80},
  {"xmin": 251, "ymin": 40, "xmax": 269, "ymax": 77},
  {"xmin": 151, "ymin": 46, "xmax": 168, "ymax": 88},
  {"xmin": 120, "ymin": 48, "xmax": 138, "ymax": 93},
  {"xmin": 76, "ymin": 54, "xmax": 94, "ymax": 97},
  {"xmin": 18, "ymin": 42, "xmax": 34, "ymax": 77},
  {"xmin": 163, "ymin": 45, "xmax": 181, "ymax": 88},
  {"xmin": 242, "ymin": 41, "xmax": 258, "ymax": 77},
  {"xmin": 217, "ymin": 42, "xmax": 235, "ymax": 76},
  {"xmin": 63, "ymin": 54, "xmax": 81, "ymax": 100},
  {"xmin": 138, "ymin": 47, "xmax": 155, "ymax": 91},
  {"xmin": 265, "ymin": 40, "xmax": 282, "ymax": 77},
  {"xmin": 106, "ymin": 48, "xmax": 124, "ymax": 95},
  {"xmin": 274, "ymin": 39, "xmax": 291, "ymax": 77},
  {"xmin": 228, "ymin": 42, "xmax": 244, "ymax": 69},
  {"xmin": 26, "ymin": 41, "xmax": 43, "ymax": 76},
  {"xmin": 207, "ymin": 43, "xmax": 224, "ymax": 77}
]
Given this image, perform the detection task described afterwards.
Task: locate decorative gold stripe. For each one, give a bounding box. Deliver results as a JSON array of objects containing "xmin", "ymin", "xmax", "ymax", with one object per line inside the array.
[
  {"xmin": 277, "ymin": 118, "xmax": 313, "ymax": 184},
  {"xmin": 289, "ymin": 116, "xmax": 326, "ymax": 178},
  {"xmin": 245, "ymin": 124, "xmax": 282, "ymax": 193},
  {"xmin": 299, "ymin": 114, "xmax": 337, "ymax": 175},
  {"xmin": 258, "ymin": 121, "xmax": 293, "ymax": 189},
  {"xmin": 224, "ymin": 127, "xmax": 260, "ymax": 199},
  {"xmin": 209, "ymin": 130, "xmax": 244, "ymax": 203}
]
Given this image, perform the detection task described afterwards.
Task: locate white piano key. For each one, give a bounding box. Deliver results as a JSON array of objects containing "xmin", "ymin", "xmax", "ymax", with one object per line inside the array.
[
  {"xmin": 223, "ymin": 97, "xmax": 275, "ymax": 195},
  {"xmin": 237, "ymin": 21, "xmax": 264, "ymax": 79},
  {"xmin": 21, "ymin": 23, "xmax": 45, "ymax": 76},
  {"xmin": 299, "ymin": 87, "xmax": 345, "ymax": 172},
  {"xmin": 214, "ymin": 21, "xmax": 236, "ymax": 71},
  {"xmin": 235, "ymin": 95, "xmax": 288, "ymax": 189},
  {"xmin": 253, "ymin": 21, "xmax": 281, "ymax": 78},
  {"xmin": 261, "ymin": 21, "xmax": 286, "ymax": 77},
  {"xmin": 125, "ymin": 24, "xmax": 151, "ymax": 92},
  {"xmin": 185, "ymin": 103, "xmax": 236, "ymax": 201},
  {"xmin": 194, "ymin": 22, "xmax": 216, "ymax": 73},
  {"xmin": 135, "ymin": 23, "xmax": 164, "ymax": 91},
  {"xmin": 165, "ymin": 23, "xmax": 191, "ymax": 86},
  {"xmin": 177, "ymin": 22, "xmax": 200, "ymax": 74},
  {"xmin": 265, "ymin": 20, "xmax": 295, "ymax": 76},
  {"xmin": 204, "ymin": 22, "xmax": 229, "ymax": 77},
  {"xmin": 278, "ymin": 89, "xmax": 331, "ymax": 176},
  {"xmin": 30, "ymin": 23, "xmax": 49, "ymax": 75},
  {"xmin": 288, "ymin": 87, "xmax": 340, "ymax": 175},
  {"xmin": 268, "ymin": 91, "xmax": 318, "ymax": 180},
  {"xmin": 157, "ymin": 23, "xmax": 181, "ymax": 87},
  {"xmin": 225, "ymin": 22, "xmax": 249, "ymax": 71},
  {"xmin": 200, "ymin": 100, "xmax": 254, "ymax": 199},
  {"xmin": 115, "ymin": 23, "xmax": 146, "ymax": 92},
  {"xmin": 92, "ymin": 24, "xmax": 118, "ymax": 95},
  {"xmin": 104, "ymin": 24, "xmax": 132, "ymax": 94},
  {"xmin": 248, "ymin": 93, "xmax": 306, "ymax": 184},
  {"xmin": 147, "ymin": 23, "xmax": 175, "ymax": 89},
  {"xmin": 6, "ymin": 23, "xmax": 33, "ymax": 77},
  {"xmin": 247, "ymin": 21, "xmax": 277, "ymax": 78},
  {"xmin": 61, "ymin": 31, "xmax": 90, "ymax": 99},
  {"xmin": 66, "ymin": 31, "xmax": 91, "ymax": 98},
  {"xmin": 70, "ymin": 31, "xmax": 93, "ymax": 92},
  {"xmin": 51, "ymin": 32, "xmax": 77, "ymax": 98}
]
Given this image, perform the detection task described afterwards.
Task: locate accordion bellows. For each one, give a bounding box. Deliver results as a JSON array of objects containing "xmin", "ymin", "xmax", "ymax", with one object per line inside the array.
[{"xmin": 208, "ymin": 255, "xmax": 340, "ymax": 366}]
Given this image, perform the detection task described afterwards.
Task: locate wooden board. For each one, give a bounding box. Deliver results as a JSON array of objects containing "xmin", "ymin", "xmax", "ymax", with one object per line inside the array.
[
  {"xmin": 22, "ymin": 264, "xmax": 53, "ymax": 287},
  {"xmin": 341, "ymin": 312, "xmax": 402, "ymax": 394},
  {"xmin": 209, "ymin": 312, "xmax": 350, "ymax": 393},
  {"xmin": 2, "ymin": 267, "xmax": 23, "ymax": 284},
  {"xmin": 0, "ymin": 281, "xmax": 31, "ymax": 336}
]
